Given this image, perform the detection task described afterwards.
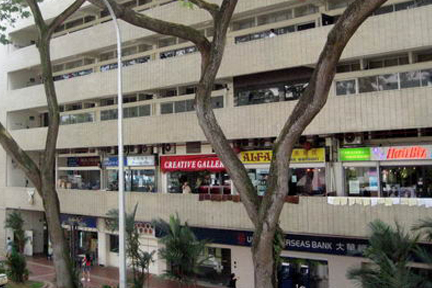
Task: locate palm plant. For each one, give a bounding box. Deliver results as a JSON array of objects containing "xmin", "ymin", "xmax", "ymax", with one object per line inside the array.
[
  {"xmin": 5, "ymin": 211, "xmax": 26, "ymax": 254},
  {"xmin": 153, "ymin": 214, "xmax": 209, "ymax": 287},
  {"xmin": 347, "ymin": 219, "xmax": 432, "ymax": 288},
  {"xmin": 106, "ymin": 204, "xmax": 155, "ymax": 288}
]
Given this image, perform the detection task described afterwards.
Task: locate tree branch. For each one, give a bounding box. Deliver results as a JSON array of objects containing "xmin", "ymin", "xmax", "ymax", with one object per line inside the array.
[
  {"xmin": 25, "ymin": 0, "xmax": 47, "ymax": 35},
  {"xmin": 0, "ymin": 122, "xmax": 42, "ymax": 193},
  {"xmin": 260, "ymin": 0, "xmax": 388, "ymax": 229},
  {"xmin": 87, "ymin": 0, "xmax": 211, "ymax": 52},
  {"xmin": 188, "ymin": 0, "xmax": 219, "ymax": 18},
  {"xmin": 47, "ymin": 0, "xmax": 86, "ymax": 37}
]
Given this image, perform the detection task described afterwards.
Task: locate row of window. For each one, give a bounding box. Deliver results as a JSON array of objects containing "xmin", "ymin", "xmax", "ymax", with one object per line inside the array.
[
  {"xmin": 234, "ymin": 22, "xmax": 316, "ymax": 44},
  {"xmin": 336, "ymin": 68, "xmax": 432, "ymax": 96},
  {"xmin": 59, "ymin": 97, "xmax": 224, "ymax": 125},
  {"xmin": 160, "ymin": 96, "xmax": 224, "ymax": 114},
  {"xmin": 100, "ymin": 105, "xmax": 151, "ymax": 121},
  {"xmin": 235, "ymin": 83, "xmax": 308, "ymax": 107}
]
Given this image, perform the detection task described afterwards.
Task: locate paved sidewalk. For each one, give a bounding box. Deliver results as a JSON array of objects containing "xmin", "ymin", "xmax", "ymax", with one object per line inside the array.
[{"xmin": 26, "ymin": 257, "xmax": 217, "ymax": 288}]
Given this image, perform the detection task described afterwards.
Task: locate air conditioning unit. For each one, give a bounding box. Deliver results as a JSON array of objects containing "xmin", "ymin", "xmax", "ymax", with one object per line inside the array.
[
  {"xmin": 343, "ymin": 134, "xmax": 363, "ymax": 145},
  {"xmin": 162, "ymin": 143, "xmax": 176, "ymax": 155},
  {"xmin": 107, "ymin": 147, "xmax": 117, "ymax": 155},
  {"xmin": 128, "ymin": 145, "xmax": 141, "ymax": 155}
]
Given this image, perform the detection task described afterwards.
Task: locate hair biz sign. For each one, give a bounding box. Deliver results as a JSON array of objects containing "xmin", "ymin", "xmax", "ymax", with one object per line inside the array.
[{"xmin": 371, "ymin": 145, "xmax": 432, "ymax": 161}]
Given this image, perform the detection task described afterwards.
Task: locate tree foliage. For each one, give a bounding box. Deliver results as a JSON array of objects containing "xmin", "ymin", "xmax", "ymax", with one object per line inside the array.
[
  {"xmin": 347, "ymin": 220, "xmax": 432, "ymax": 288},
  {"xmin": 5, "ymin": 211, "xmax": 26, "ymax": 254},
  {"xmin": 153, "ymin": 214, "xmax": 209, "ymax": 286},
  {"xmin": 106, "ymin": 204, "xmax": 155, "ymax": 288},
  {"xmin": 6, "ymin": 248, "xmax": 29, "ymax": 283}
]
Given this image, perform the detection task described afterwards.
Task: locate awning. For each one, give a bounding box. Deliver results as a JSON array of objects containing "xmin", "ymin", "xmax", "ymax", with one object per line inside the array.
[{"xmin": 160, "ymin": 154, "xmax": 225, "ymax": 172}]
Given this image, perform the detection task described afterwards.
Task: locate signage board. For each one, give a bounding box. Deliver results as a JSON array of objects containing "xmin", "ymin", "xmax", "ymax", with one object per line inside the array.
[
  {"xmin": 60, "ymin": 214, "xmax": 97, "ymax": 228},
  {"xmin": 126, "ymin": 156, "xmax": 155, "ymax": 166},
  {"xmin": 103, "ymin": 156, "xmax": 155, "ymax": 167},
  {"xmin": 339, "ymin": 148, "xmax": 371, "ymax": 161},
  {"xmin": 67, "ymin": 157, "xmax": 100, "ymax": 167},
  {"xmin": 371, "ymin": 145, "xmax": 432, "ymax": 161},
  {"xmin": 156, "ymin": 226, "xmax": 431, "ymax": 260},
  {"xmin": 160, "ymin": 154, "xmax": 225, "ymax": 172},
  {"xmin": 240, "ymin": 148, "xmax": 325, "ymax": 164}
]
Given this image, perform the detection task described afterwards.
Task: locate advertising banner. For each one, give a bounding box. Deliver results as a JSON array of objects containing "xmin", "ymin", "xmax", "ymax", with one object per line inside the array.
[
  {"xmin": 240, "ymin": 148, "xmax": 325, "ymax": 164},
  {"xmin": 339, "ymin": 148, "xmax": 371, "ymax": 161},
  {"xmin": 371, "ymin": 145, "xmax": 432, "ymax": 161}
]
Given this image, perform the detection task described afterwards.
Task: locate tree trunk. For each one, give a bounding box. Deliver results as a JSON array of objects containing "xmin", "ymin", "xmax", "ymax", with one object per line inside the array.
[
  {"xmin": 41, "ymin": 181, "xmax": 74, "ymax": 288},
  {"xmin": 252, "ymin": 226, "xmax": 277, "ymax": 288}
]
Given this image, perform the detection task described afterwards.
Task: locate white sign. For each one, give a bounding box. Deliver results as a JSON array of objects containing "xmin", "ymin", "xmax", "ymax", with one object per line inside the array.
[{"xmin": 126, "ymin": 156, "xmax": 155, "ymax": 167}]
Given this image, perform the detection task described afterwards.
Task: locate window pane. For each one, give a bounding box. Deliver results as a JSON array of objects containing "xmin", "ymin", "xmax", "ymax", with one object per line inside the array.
[
  {"xmin": 186, "ymin": 99, "xmax": 195, "ymax": 111},
  {"xmin": 138, "ymin": 105, "xmax": 151, "ymax": 116},
  {"xmin": 400, "ymin": 71, "xmax": 421, "ymax": 89},
  {"xmin": 336, "ymin": 80, "xmax": 356, "ymax": 96},
  {"xmin": 161, "ymin": 103, "xmax": 174, "ymax": 114},
  {"xmin": 359, "ymin": 76, "xmax": 378, "ymax": 93},
  {"xmin": 345, "ymin": 167, "xmax": 378, "ymax": 197},
  {"xmin": 60, "ymin": 115, "xmax": 70, "ymax": 125},
  {"xmin": 101, "ymin": 109, "xmax": 118, "ymax": 121},
  {"xmin": 211, "ymin": 96, "xmax": 224, "ymax": 109},
  {"xmin": 174, "ymin": 101, "xmax": 187, "ymax": 113},
  {"xmin": 377, "ymin": 73, "xmax": 398, "ymax": 90},
  {"xmin": 130, "ymin": 170, "xmax": 156, "ymax": 192},
  {"xmin": 124, "ymin": 107, "xmax": 138, "ymax": 118},
  {"xmin": 421, "ymin": 69, "xmax": 432, "ymax": 87}
]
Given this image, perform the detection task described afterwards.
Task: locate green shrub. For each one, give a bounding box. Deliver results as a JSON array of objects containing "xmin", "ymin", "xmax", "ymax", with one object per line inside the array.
[{"xmin": 6, "ymin": 249, "xmax": 29, "ymax": 283}]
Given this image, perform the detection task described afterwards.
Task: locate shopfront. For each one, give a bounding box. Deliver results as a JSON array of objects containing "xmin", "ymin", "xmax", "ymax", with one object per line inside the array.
[
  {"xmin": 57, "ymin": 156, "xmax": 101, "ymax": 190},
  {"xmin": 61, "ymin": 214, "xmax": 98, "ymax": 264},
  {"xmin": 240, "ymin": 148, "xmax": 326, "ymax": 196},
  {"xmin": 340, "ymin": 145, "xmax": 432, "ymax": 197},
  {"xmin": 103, "ymin": 155, "xmax": 157, "ymax": 192},
  {"xmin": 160, "ymin": 154, "xmax": 231, "ymax": 194}
]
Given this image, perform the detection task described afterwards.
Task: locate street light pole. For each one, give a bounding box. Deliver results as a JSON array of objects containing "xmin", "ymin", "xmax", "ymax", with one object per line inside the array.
[{"xmin": 100, "ymin": 1, "xmax": 127, "ymax": 288}]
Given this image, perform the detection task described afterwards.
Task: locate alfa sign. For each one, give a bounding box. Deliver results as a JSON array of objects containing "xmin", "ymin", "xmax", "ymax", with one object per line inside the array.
[{"xmin": 240, "ymin": 148, "xmax": 325, "ymax": 164}]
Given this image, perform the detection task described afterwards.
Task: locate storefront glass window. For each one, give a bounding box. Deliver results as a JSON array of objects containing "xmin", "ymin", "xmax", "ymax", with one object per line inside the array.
[
  {"xmin": 196, "ymin": 247, "xmax": 231, "ymax": 285},
  {"xmin": 107, "ymin": 169, "xmax": 156, "ymax": 192},
  {"xmin": 247, "ymin": 168, "xmax": 326, "ymax": 196},
  {"xmin": 344, "ymin": 167, "xmax": 378, "ymax": 197},
  {"xmin": 167, "ymin": 171, "xmax": 231, "ymax": 194},
  {"xmin": 58, "ymin": 170, "xmax": 100, "ymax": 190},
  {"xmin": 278, "ymin": 257, "xmax": 329, "ymax": 288},
  {"xmin": 381, "ymin": 166, "xmax": 432, "ymax": 198}
]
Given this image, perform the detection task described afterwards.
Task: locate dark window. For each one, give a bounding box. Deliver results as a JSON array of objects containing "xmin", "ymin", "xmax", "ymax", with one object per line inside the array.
[
  {"xmin": 297, "ymin": 22, "xmax": 316, "ymax": 31},
  {"xmin": 186, "ymin": 142, "xmax": 201, "ymax": 154},
  {"xmin": 110, "ymin": 235, "xmax": 119, "ymax": 253}
]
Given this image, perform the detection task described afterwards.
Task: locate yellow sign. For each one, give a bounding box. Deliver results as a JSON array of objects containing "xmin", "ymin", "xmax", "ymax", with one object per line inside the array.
[{"xmin": 240, "ymin": 148, "xmax": 325, "ymax": 164}]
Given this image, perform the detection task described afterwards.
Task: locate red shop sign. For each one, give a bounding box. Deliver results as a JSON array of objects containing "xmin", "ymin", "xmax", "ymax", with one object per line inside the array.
[{"xmin": 160, "ymin": 154, "xmax": 225, "ymax": 172}]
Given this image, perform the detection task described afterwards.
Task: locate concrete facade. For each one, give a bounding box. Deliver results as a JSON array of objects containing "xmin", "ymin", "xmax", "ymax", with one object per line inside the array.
[{"xmin": 1, "ymin": 0, "xmax": 432, "ymax": 287}]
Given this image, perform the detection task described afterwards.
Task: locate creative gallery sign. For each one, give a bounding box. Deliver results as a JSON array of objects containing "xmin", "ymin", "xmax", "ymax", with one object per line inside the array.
[
  {"xmin": 240, "ymin": 148, "xmax": 325, "ymax": 164},
  {"xmin": 160, "ymin": 154, "xmax": 225, "ymax": 172}
]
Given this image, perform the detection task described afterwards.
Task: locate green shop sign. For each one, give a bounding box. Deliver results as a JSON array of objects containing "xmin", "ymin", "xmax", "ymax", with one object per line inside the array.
[{"xmin": 339, "ymin": 148, "xmax": 371, "ymax": 161}]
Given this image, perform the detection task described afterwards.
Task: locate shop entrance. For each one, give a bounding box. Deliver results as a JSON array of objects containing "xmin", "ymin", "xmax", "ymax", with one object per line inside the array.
[
  {"xmin": 278, "ymin": 257, "xmax": 328, "ymax": 288},
  {"xmin": 196, "ymin": 247, "xmax": 232, "ymax": 285},
  {"xmin": 64, "ymin": 228, "xmax": 98, "ymax": 265},
  {"xmin": 381, "ymin": 165, "xmax": 432, "ymax": 198}
]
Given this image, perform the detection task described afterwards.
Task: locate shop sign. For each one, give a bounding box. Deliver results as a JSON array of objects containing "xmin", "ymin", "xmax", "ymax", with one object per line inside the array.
[
  {"xmin": 371, "ymin": 145, "xmax": 432, "ymax": 161},
  {"xmin": 103, "ymin": 157, "xmax": 126, "ymax": 167},
  {"xmin": 160, "ymin": 155, "xmax": 225, "ymax": 172},
  {"xmin": 156, "ymin": 226, "xmax": 368, "ymax": 257},
  {"xmin": 67, "ymin": 156, "xmax": 100, "ymax": 167},
  {"xmin": 60, "ymin": 214, "xmax": 97, "ymax": 229},
  {"xmin": 339, "ymin": 148, "xmax": 371, "ymax": 161},
  {"xmin": 103, "ymin": 156, "xmax": 155, "ymax": 167},
  {"xmin": 126, "ymin": 156, "xmax": 155, "ymax": 166},
  {"xmin": 240, "ymin": 148, "xmax": 325, "ymax": 164}
]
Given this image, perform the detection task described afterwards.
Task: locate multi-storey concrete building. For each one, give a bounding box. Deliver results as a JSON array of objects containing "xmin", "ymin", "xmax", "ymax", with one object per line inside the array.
[{"xmin": 1, "ymin": 0, "xmax": 432, "ymax": 287}]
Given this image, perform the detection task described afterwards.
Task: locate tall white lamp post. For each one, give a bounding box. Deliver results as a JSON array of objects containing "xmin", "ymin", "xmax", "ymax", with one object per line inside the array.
[{"xmin": 100, "ymin": 1, "xmax": 127, "ymax": 288}]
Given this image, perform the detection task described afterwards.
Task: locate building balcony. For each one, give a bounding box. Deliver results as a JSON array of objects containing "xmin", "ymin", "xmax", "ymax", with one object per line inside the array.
[{"xmin": 4, "ymin": 187, "xmax": 432, "ymax": 238}]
